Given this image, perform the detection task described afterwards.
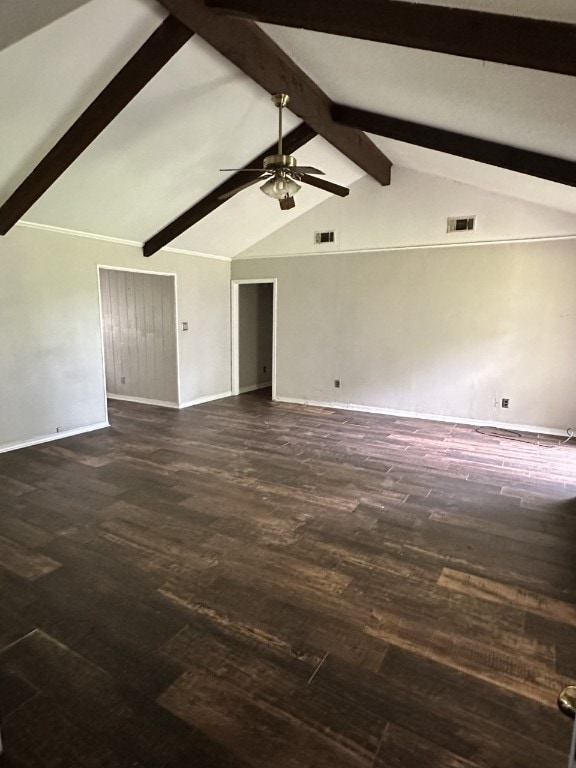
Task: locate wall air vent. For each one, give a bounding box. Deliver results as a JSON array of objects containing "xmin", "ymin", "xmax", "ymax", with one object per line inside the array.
[
  {"xmin": 447, "ymin": 216, "xmax": 476, "ymax": 233},
  {"xmin": 314, "ymin": 230, "xmax": 335, "ymax": 244}
]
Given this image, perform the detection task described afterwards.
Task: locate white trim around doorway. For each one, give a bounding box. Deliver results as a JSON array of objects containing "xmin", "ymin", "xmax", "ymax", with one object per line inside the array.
[{"xmin": 231, "ymin": 278, "xmax": 278, "ymax": 400}]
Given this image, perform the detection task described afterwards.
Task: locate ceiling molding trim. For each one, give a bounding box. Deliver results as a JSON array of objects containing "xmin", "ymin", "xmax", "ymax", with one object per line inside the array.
[
  {"xmin": 15, "ymin": 222, "xmax": 230, "ymax": 261},
  {"xmin": 332, "ymin": 105, "xmax": 576, "ymax": 188},
  {"xmin": 205, "ymin": 0, "xmax": 576, "ymax": 77},
  {"xmin": 0, "ymin": 15, "xmax": 193, "ymax": 235},
  {"xmin": 162, "ymin": 246, "xmax": 232, "ymax": 261},
  {"xmin": 235, "ymin": 234, "xmax": 576, "ymax": 260},
  {"xmin": 16, "ymin": 221, "xmax": 142, "ymax": 248},
  {"xmin": 154, "ymin": 0, "xmax": 392, "ymax": 183}
]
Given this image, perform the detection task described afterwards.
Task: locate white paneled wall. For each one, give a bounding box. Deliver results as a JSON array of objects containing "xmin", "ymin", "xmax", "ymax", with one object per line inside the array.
[{"xmin": 99, "ymin": 268, "xmax": 179, "ymax": 405}]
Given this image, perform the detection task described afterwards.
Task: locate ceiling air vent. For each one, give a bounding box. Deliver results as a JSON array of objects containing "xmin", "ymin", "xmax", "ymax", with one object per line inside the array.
[
  {"xmin": 447, "ymin": 216, "xmax": 476, "ymax": 233},
  {"xmin": 314, "ymin": 230, "xmax": 335, "ymax": 244}
]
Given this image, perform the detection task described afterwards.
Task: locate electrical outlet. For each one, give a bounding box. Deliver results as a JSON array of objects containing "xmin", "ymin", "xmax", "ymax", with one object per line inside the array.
[
  {"xmin": 494, "ymin": 398, "xmax": 499, "ymax": 408},
  {"xmin": 181, "ymin": 322, "xmax": 189, "ymax": 331},
  {"xmin": 334, "ymin": 379, "xmax": 341, "ymax": 388},
  {"xmin": 263, "ymin": 366, "xmax": 267, "ymax": 373},
  {"xmin": 501, "ymin": 397, "xmax": 510, "ymax": 409}
]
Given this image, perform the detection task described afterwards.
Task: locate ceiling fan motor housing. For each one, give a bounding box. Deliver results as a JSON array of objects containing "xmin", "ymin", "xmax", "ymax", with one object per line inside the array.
[{"xmin": 263, "ymin": 154, "xmax": 297, "ymax": 171}]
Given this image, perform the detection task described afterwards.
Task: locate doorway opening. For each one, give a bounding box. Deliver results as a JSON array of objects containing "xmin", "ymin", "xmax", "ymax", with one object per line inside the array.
[
  {"xmin": 98, "ymin": 267, "xmax": 180, "ymax": 408},
  {"xmin": 231, "ymin": 279, "xmax": 277, "ymax": 400}
]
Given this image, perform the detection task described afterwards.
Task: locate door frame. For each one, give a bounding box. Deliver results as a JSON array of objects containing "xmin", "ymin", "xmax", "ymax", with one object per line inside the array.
[{"xmin": 231, "ymin": 278, "xmax": 277, "ymax": 399}]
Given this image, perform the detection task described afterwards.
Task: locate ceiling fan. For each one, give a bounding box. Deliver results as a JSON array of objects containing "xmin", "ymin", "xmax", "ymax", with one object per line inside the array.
[{"xmin": 220, "ymin": 93, "xmax": 350, "ymax": 210}]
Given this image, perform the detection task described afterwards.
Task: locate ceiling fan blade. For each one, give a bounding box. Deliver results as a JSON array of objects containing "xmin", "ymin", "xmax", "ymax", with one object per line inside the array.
[
  {"xmin": 219, "ymin": 175, "xmax": 267, "ymax": 200},
  {"xmin": 291, "ymin": 166, "xmax": 325, "ymax": 175},
  {"xmin": 220, "ymin": 167, "xmax": 266, "ymax": 172},
  {"xmin": 279, "ymin": 196, "xmax": 295, "ymax": 210},
  {"xmin": 299, "ymin": 174, "xmax": 350, "ymax": 197}
]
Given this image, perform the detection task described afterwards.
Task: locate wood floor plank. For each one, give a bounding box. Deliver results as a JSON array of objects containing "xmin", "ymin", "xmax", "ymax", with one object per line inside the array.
[
  {"xmin": 0, "ymin": 630, "xmax": 250, "ymax": 767},
  {"xmin": 3, "ymin": 693, "xmax": 125, "ymax": 768},
  {"xmin": 438, "ymin": 567, "xmax": 576, "ymax": 625},
  {"xmin": 365, "ymin": 602, "xmax": 564, "ymax": 705},
  {"xmin": 0, "ymin": 534, "xmax": 60, "ymax": 580},
  {"xmin": 0, "ymin": 514, "xmax": 54, "ymax": 549},
  {"xmin": 160, "ymin": 625, "xmax": 383, "ymax": 767},
  {"xmin": 378, "ymin": 645, "xmax": 569, "ymax": 752},
  {"xmin": 374, "ymin": 723, "xmax": 482, "ymax": 768},
  {"xmin": 312, "ymin": 654, "xmax": 568, "ymax": 768},
  {"xmin": 0, "ymin": 664, "xmax": 38, "ymax": 720}
]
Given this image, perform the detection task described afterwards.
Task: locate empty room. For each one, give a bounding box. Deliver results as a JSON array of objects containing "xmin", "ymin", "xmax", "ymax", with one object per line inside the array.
[{"xmin": 1, "ymin": 0, "xmax": 576, "ymax": 766}]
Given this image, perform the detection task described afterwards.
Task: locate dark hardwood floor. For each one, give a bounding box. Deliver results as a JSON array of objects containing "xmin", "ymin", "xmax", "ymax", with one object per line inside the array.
[{"xmin": 0, "ymin": 389, "xmax": 575, "ymax": 767}]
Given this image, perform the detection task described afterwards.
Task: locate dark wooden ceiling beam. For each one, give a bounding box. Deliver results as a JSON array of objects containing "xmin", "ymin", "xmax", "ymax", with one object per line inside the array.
[
  {"xmin": 0, "ymin": 16, "xmax": 193, "ymax": 235},
  {"xmin": 143, "ymin": 122, "xmax": 316, "ymax": 257},
  {"xmin": 154, "ymin": 0, "xmax": 391, "ymax": 186},
  {"xmin": 332, "ymin": 104, "xmax": 576, "ymax": 187},
  {"xmin": 205, "ymin": 0, "xmax": 576, "ymax": 78}
]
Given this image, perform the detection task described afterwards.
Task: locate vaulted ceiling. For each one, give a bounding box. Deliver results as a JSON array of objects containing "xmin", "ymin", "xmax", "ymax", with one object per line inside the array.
[{"xmin": 2, "ymin": 0, "xmax": 576, "ymax": 258}]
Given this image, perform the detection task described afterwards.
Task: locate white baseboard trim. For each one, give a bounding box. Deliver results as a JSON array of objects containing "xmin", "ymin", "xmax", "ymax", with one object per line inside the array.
[
  {"xmin": 179, "ymin": 391, "xmax": 232, "ymax": 409},
  {"xmin": 107, "ymin": 394, "xmax": 180, "ymax": 409},
  {"xmin": 0, "ymin": 421, "xmax": 110, "ymax": 454},
  {"xmin": 239, "ymin": 382, "xmax": 272, "ymax": 394},
  {"xmin": 275, "ymin": 397, "xmax": 569, "ymax": 438},
  {"xmin": 108, "ymin": 391, "xmax": 233, "ymax": 410}
]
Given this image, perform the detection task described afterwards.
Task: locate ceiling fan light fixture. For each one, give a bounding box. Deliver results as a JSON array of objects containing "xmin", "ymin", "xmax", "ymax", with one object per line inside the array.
[{"xmin": 260, "ymin": 174, "xmax": 301, "ymax": 200}]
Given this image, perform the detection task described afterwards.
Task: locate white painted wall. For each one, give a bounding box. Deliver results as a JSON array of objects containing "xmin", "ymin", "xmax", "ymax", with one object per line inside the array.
[
  {"xmin": 238, "ymin": 167, "xmax": 576, "ymax": 260},
  {"xmin": 232, "ymin": 238, "xmax": 576, "ymax": 433},
  {"xmin": 0, "ymin": 225, "xmax": 231, "ymax": 451}
]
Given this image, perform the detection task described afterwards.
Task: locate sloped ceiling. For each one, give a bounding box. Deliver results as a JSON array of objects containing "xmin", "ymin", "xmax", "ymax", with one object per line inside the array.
[
  {"xmin": 2, "ymin": 0, "xmax": 576, "ymax": 258},
  {"xmin": 0, "ymin": 0, "xmax": 91, "ymax": 52},
  {"xmin": 397, "ymin": 0, "xmax": 576, "ymax": 21},
  {"xmin": 239, "ymin": 167, "xmax": 576, "ymax": 260}
]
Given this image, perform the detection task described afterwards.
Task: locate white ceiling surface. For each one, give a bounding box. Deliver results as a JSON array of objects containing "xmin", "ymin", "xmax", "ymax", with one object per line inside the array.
[
  {"xmin": 0, "ymin": 0, "xmax": 92, "ymax": 52},
  {"xmin": 370, "ymin": 138, "xmax": 576, "ymax": 216},
  {"xmin": 1, "ymin": 0, "xmax": 576, "ymax": 258},
  {"xmin": 261, "ymin": 19, "xmax": 576, "ymax": 216},
  {"xmin": 395, "ymin": 0, "xmax": 576, "ymax": 22},
  {"xmin": 0, "ymin": 0, "xmax": 363, "ymax": 258}
]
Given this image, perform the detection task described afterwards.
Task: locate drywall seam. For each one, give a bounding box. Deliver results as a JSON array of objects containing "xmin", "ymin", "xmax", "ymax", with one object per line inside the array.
[
  {"xmin": 0, "ymin": 421, "xmax": 110, "ymax": 454},
  {"xmin": 276, "ymin": 396, "xmax": 571, "ymax": 438}
]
